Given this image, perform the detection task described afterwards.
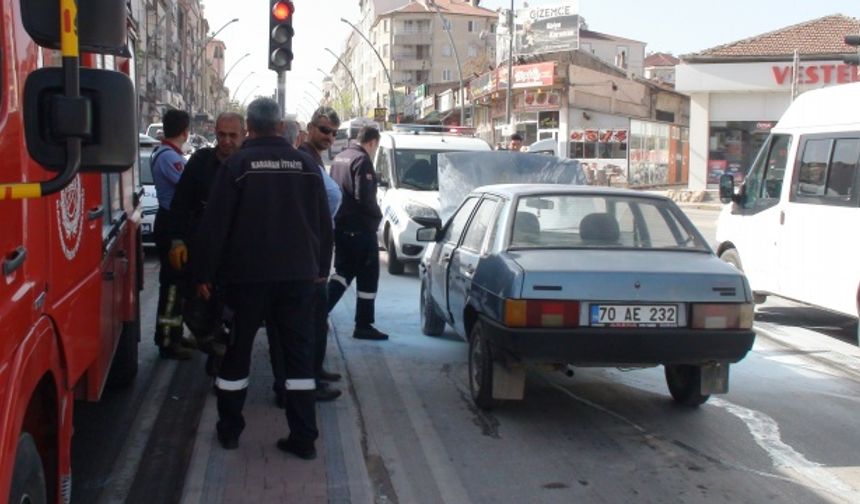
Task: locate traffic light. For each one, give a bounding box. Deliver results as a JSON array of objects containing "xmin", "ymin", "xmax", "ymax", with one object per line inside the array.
[
  {"xmin": 269, "ymin": 1, "xmax": 294, "ymax": 72},
  {"xmin": 845, "ymin": 35, "xmax": 860, "ymax": 65}
]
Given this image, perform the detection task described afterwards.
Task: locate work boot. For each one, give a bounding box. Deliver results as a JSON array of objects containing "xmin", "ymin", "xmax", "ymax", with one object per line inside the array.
[
  {"xmin": 276, "ymin": 437, "xmax": 317, "ymax": 460},
  {"xmin": 315, "ymin": 382, "xmax": 341, "ymax": 402},
  {"xmin": 353, "ymin": 325, "xmax": 389, "ymax": 341},
  {"xmin": 159, "ymin": 341, "xmax": 194, "ymax": 360},
  {"xmin": 317, "ymin": 368, "xmax": 342, "ymax": 382},
  {"xmin": 217, "ymin": 432, "xmax": 239, "ymax": 450}
]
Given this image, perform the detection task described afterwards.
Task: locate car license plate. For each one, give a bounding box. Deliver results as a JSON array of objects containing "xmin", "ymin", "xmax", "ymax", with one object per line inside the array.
[
  {"xmin": 141, "ymin": 223, "xmax": 152, "ymax": 234},
  {"xmin": 590, "ymin": 304, "xmax": 679, "ymax": 327}
]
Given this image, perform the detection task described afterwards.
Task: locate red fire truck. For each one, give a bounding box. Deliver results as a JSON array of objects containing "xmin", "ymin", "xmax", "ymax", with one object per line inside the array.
[{"xmin": 0, "ymin": 1, "xmax": 139, "ymax": 502}]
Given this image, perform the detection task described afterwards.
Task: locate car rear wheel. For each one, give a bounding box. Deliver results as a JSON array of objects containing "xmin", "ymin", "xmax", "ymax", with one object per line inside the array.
[
  {"xmin": 665, "ymin": 365, "xmax": 710, "ymax": 407},
  {"xmin": 420, "ymin": 278, "xmax": 446, "ymax": 336},
  {"xmin": 386, "ymin": 235, "xmax": 405, "ymax": 275},
  {"xmin": 469, "ymin": 321, "xmax": 500, "ymax": 410},
  {"xmin": 9, "ymin": 433, "xmax": 47, "ymax": 504},
  {"xmin": 719, "ymin": 248, "xmax": 767, "ymax": 304}
]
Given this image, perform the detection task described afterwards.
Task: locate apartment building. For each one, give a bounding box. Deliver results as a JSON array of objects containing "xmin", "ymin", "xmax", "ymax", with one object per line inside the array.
[{"xmin": 331, "ymin": 0, "xmax": 497, "ymax": 119}]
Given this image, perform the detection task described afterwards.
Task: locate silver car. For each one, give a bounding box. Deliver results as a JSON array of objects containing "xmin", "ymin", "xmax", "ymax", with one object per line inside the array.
[{"xmin": 418, "ymin": 184, "xmax": 755, "ymax": 410}]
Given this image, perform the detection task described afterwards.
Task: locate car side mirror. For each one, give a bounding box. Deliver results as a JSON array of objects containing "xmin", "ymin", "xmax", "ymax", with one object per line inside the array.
[
  {"xmin": 718, "ymin": 174, "xmax": 735, "ymax": 204},
  {"xmin": 416, "ymin": 227, "xmax": 439, "ymax": 242}
]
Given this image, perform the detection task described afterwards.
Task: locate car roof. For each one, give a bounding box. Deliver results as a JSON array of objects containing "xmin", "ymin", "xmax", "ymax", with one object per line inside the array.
[
  {"xmin": 139, "ymin": 133, "xmax": 159, "ymax": 145},
  {"xmin": 471, "ymin": 184, "xmax": 670, "ymax": 201},
  {"xmin": 380, "ymin": 131, "xmax": 492, "ymax": 151}
]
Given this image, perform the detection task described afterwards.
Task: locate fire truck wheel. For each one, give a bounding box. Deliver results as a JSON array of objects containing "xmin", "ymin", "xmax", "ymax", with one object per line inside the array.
[
  {"xmin": 107, "ymin": 307, "xmax": 140, "ymax": 389},
  {"xmin": 9, "ymin": 433, "xmax": 47, "ymax": 504}
]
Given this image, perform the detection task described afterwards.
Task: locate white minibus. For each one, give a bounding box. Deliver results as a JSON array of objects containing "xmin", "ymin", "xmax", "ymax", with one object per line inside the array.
[{"xmin": 716, "ymin": 82, "xmax": 860, "ymax": 339}]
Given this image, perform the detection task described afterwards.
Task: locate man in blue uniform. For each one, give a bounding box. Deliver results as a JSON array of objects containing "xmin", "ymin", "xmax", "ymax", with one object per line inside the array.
[
  {"xmin": 193, "ymin": 98, "xmax": 332, "ymax": 459},
  {"xmin": 151, "ymin": 109, "xmax": 193, "ymax": 360},
  {"xmin": 327, "ymin": 126, "xmax": 389, "ymax": 340}
]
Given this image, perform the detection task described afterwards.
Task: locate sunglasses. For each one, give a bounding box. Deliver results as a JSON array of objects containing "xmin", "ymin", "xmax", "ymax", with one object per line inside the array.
[{"xmin": 314, "ymin": 124, "xmax": 337, "ymax": 136}]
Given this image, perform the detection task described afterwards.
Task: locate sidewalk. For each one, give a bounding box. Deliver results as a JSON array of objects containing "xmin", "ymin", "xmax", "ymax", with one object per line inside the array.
[{"xmin": 180, "ymin": 305, "xmax": 373, "ymax": 504}]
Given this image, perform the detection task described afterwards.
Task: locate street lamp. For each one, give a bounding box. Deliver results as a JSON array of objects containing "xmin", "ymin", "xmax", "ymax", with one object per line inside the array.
[
  {"xmin": 241, "ymin": 85, "xmax": 261, "ymax": 107},
  {"xmin": 196, "ymin": 18, "xmax": 239, "ymax": 115},
  {"xmin": 303, "ymin": 95, "xmax": 320, "ymax": 110},
  {"xmin": 505, "ymin": 0, "xmax": 515, "ymax": 130},
  {"xmin": 223, "ymin": 52, "xmax": 251, "ymax": 88},
  {"xmin": 427, "ymin": 1, "xmax": 465, "ymax": 125},
  {"xmin": 231, "ymin": 71, "xmax": 256, "ymax": 102},
  {"xmin": 304, "ymin": 90, "xmax": 321, "ymax": 104},
  {"xmin": 325, "ymin": 47, "xmax": 363, "ymax": 117},
  {"xmin": 340, "ymin": 18, "xmax": 396, "ymax": 122}
]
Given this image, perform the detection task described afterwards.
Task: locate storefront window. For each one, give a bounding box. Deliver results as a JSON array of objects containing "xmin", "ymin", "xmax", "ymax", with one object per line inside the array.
[
  {"xmin": 707, "ymin": 121, "xmax": 773, "ymax": 186},
  {"xmin": 627, "ymin": 120, "xmax": 688, "ymax": 187}
]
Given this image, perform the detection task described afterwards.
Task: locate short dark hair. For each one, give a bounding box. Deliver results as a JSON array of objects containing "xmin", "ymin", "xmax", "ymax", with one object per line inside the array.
[
  {"xmin": 357, "ymin": 126, "xmax": 380, "ymax": 144},
  {"xmin": 310, "ymin": 107, "xmax": 340, "ymax": 128},
  {"xmin": 246, "ymin": 97, "xmax": 282, "ymax": 136},
  {"xmin": 163, "ymin": 109, "xmax": 190, "ymax": 138},
  {"xmin": 510, "ymin": 133, "xmax": 523, "ymax": 142}
]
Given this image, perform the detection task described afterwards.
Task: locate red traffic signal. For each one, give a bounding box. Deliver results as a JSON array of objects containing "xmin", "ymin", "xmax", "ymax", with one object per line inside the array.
[
  {"xmin": 272, "ymin": 1, "xmax": 293, "ymax": 21},
  {"xmin": 269, "ymin": 1, "xmax": 294, "ymax": 72}
]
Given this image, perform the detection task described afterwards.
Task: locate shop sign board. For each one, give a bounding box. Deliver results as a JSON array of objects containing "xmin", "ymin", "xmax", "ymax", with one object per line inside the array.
[
  {"xmin": 469, "ymin": 71, "xmax": 496, "ymax": 98},
  {"xmin": 516, "ymin": 1, "xmax": 580, "ymax": 57},
  {"xmin": 522, "ymin": 89, "xmax": 562, "ymax": 111},
  {"xmin": 374, "ymin": 108, "xmax": 387, "ymax": 123}
]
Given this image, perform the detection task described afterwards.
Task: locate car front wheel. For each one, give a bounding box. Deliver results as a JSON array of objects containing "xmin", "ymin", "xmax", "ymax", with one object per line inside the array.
[
  {"xmin": 469, "ymin": 321, "xmax": 500, "ymax": 410},
  {"xmin": 386, "ymin": 234, "xmax": 405, "ymax": 275},
  {"xmin": 665, "ymin": 364, "xmax": 711, "ymax": 407},
  {"xmin": 420, "ymin": 278, "xmax": 446, "ymax": 336}
]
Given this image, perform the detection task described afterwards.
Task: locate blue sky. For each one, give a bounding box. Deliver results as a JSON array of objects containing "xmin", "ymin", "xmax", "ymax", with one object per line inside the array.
[{"xmin": 200, "ymin": 0, "xmax": 858, "ymax": 122}]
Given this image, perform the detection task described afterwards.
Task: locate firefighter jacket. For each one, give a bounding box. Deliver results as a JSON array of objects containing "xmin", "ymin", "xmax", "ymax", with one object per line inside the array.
[
  {"xmin": 329, "ymin": 144, "xmax": 382, "ymax": 233},
  {"xmin": 169, "ymin": 146, "xmax": 222, "ymax": 243},
  {"xmin": 192, "ymin": 136, "xmax": 333, "ymax": 285}
]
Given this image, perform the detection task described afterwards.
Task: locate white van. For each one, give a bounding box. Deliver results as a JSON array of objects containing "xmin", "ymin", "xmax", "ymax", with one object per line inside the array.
[
  {"xmin": 716, "ymin": 82, "xmax": 860, "ymax": 338},
  {"xmin": 374, "ymin": 127, "xmax": 492, "ymax": 274},
  {"xmin": 331, "ymin": 118, "xmax": 380, "ymax": 159}
]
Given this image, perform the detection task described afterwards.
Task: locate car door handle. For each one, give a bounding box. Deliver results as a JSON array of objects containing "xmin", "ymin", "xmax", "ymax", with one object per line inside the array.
[
  {"xmin": 464, "ymin": 265, "xmax": 475, "ymax": 278},
  {"xmin": 442, "ymin": 253, "xmax": 451, "ymax": 263},
  {"xmin": 88, "ymin": 205, "xmax": 105, "ymax": 221},
  {"xmin": 3, "ymin": 246, "xmax": 27, "ymax": 275}
]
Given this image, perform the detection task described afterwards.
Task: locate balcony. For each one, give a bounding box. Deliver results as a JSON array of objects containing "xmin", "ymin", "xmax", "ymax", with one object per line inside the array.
[
  {"xmin": 393, "ymin": 32, "xmax": 432, "ymax": 46},
  {"xmin": 392, "ymin": 58, "xmax": 431, "ymax": 71}
]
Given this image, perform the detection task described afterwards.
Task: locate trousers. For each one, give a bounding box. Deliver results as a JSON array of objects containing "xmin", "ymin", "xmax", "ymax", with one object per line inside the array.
[
  {"xmin": 215, "ymin": 281, "xmax": 317, "ymax": 443},
  {"xmin": 268, "ymin": 282, "xmax": 328, "ymax": 394},
  {"xmin": 327, "ymin": 230, "xmax": 379, "ymax": 326},
  {"xmin": 154, "ymin": 208, "xmax": 185, "ymax": 347}
]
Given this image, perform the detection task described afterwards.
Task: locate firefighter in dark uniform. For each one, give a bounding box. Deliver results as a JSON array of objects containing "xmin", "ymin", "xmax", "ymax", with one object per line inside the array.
[
  {"xmin": 193, "ymin": 98, "xmax": 332, "ymax": 459},
  {"xmin": 327, "ymin": 126, "xmax": 389, "ymax": 340}
]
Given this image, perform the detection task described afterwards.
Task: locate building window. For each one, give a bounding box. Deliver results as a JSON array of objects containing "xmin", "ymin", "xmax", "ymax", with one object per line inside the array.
[
  {"xmin": 490, "ymin": 23, "xmax": 496, "ymax": 34},
  {"xmin": 383, "ymin": 19, "xmax": 389, "ymax": 32},
  {"xmin": 580, "ymin": 42, "xmax": 592, "ymax": 54},
  {"xmin": 467, "ymin": 20, "xmax": 475, "ymax": 32},
  {"xmin": 468, "ymin": 46, "xmax": 477, "ymax": 58},
  {"xmin": 383, "ymin": 44, "xmax": 389, "ymax": 57},
  {"xmin": 442, "ymin": 68, "xmax": 453, "ymax": 81},
  {"xmin": 615, "ymin": 45, "xmax": 628, "ymax": 69},
  {"xmin": 442, "ymin": 44, "xmax": 453, "ymax": 57},
  {"xmin": 442, "ymin": 19, "xmax": 451, "ymax": 31}
]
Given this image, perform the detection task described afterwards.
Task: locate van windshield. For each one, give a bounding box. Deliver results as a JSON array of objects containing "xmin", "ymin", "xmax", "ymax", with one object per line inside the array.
[{"xmin": 394, "ymin": 149, "xmax": 442, "ymax": 191}]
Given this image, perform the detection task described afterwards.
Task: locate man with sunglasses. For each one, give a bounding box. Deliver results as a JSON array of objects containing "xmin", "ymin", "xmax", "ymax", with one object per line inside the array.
[{"xmin": 269, "ymin": 107, "xmax": 344, "ymax": 405}]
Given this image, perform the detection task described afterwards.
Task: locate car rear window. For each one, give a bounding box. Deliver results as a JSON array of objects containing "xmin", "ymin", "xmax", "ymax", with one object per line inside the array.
[{"xmin": 509, "ymin": 194, "xmax": 708, "ymax": 251}]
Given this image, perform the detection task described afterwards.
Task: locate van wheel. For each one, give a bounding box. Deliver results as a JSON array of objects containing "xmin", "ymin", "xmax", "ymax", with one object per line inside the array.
[
  {"xmin": 386, "ymin": 235, "xmax": 405, "ymax": 275},
  {"xmin": 107, "ymin": 302, "xmax": 140, "ymax": 389},
  {"xmin": 469, "ymin": 322, "xmax": 500, "ymax": 410},
  {"xmin": 665, "ymin": 365, "xmax": 710, "ymax": 407},
  {"xmin": 9, "ymin": 433, "xmax": 47, "ymax": 504},
  {"xmin": 420, "ymin": 278, "xmax": 446, "ymax": 336}
]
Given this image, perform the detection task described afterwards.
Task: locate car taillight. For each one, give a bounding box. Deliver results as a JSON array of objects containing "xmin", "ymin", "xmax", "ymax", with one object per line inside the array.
[
  {"xmin": 691, "ymin": 303, "xmax": 753, "ymax": 329},
  {"xmin": 504, "ymin": 299, "xmax": 580, "ymax": 328}
]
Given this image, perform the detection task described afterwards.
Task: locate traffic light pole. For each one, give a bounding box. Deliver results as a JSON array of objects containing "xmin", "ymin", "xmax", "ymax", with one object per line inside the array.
[{"xmin": 277, "ymin": 70, "xmax": 286, "ymax": 116}]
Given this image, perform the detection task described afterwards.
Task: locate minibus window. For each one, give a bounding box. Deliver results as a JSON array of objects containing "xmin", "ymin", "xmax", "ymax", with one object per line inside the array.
[
  {"xmin": 828, "ymin": 139, "xmax": 860, "ymax": 198},
  {"xmin": 742, "ymin": 134, "xmax": 791, "ymax": 208}
]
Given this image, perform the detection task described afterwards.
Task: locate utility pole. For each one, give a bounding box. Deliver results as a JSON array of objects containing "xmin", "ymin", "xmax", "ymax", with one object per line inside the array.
[
  {"xmin": 505, "ymin": 0, "xmax": 515, "ymax": 133},
  {"xmin": 428, "ymin": 1, "xmax": 465, "ymax": 125}
]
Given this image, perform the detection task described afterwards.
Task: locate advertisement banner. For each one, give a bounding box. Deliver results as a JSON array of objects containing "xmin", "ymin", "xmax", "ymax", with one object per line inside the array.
[
  {"xmin": 512, "ymin": 62, "xmax": 556, "ymax": 89},
  {"xmin": 516, "ymin": 1, "xmax": 580, "ymax": 57}
]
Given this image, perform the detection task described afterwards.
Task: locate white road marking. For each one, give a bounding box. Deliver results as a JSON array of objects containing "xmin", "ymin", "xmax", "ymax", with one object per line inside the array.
[{"xmin": 710, "ymin": 398, "xmax": 860, "ymax": 504}]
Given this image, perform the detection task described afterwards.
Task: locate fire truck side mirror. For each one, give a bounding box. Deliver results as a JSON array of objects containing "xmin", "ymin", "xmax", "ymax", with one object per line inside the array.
[
  {"xmin": 21, "ymin": 0, "xmax": 129, "ymax": 56},
  {"xmin": 24, "ymin": 68, "xmax": 137, "ymax": 173}
]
